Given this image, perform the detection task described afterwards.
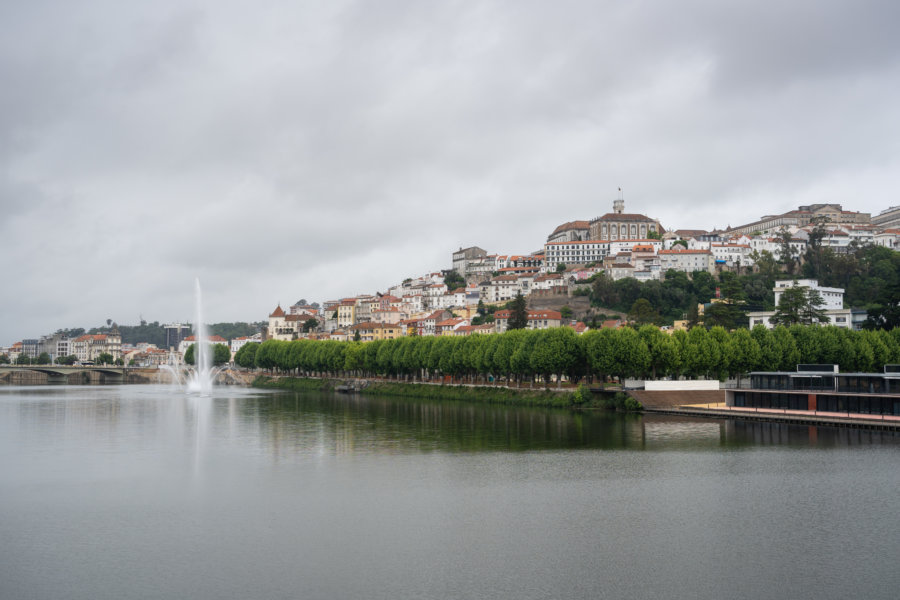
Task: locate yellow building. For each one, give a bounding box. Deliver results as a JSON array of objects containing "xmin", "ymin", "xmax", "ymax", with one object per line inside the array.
[{"xmin": 349, "ymin": 322, "xmax": 404, "ymax": 342}]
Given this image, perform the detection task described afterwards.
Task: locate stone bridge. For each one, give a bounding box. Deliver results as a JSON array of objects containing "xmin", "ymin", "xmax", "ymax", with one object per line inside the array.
[{"xmin": 0, "ymin": 365, "xmax": 129, "ymax": 384}]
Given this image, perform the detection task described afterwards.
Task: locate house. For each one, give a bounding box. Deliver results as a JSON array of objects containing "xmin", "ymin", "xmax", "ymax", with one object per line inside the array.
[
  {"xmin": 435, "ymin": 318, "xmax": 470, "ymax": 336},
  {"xmin": 450, "ymin": 324, "xmax": 496, "ymax": 336},
  {"xmin": 348, "ymin": 321, "xmax": 404, "ymax": 342},
  {"xmin": 493, "ymin": 309, "xmax": 563, "ymax": 333},
  {"xmin": 419, "ymin": 310, "xmax": 453, "ymax": 336}
]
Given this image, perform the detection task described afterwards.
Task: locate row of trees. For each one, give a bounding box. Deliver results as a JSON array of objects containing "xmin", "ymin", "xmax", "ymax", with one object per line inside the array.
[{"xmin": 234, "ymin": 325, "xmax": 900, "ymax": 385}]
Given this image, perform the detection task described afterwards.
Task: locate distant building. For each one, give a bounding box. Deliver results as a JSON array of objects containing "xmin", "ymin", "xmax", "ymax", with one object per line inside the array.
[
  {"xmin": 588, "ymin": 194, "xmax": 662, "ymax": 241},
  {"xmin": 452, "ymin": 246, "xmax": 488, "ymax": 277},
  {"xmin": 547, "ymin": 221, "xmax": 591, "ymax": 243},
  {"xmin": 873, "ymin": 206, "xmax": 900, "ymax": 230},
  {"xmin": 494, "ymin": 309, "xmax": 563, "ymax": 333},
  {"xmin": 164, "ymin": 323, "xmax": 191, "ymax": 351},
  {"xmin": 71, "ymin": 330, "xmax": 122, "ymax": 362},
  {"xmin": 746, "ymin": 279, "xmax": 866, "ymax": 330}
]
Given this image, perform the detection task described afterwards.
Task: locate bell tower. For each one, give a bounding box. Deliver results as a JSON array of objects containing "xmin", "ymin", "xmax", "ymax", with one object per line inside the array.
[{"xmin": 613, "ymin": 188, "xmax": 624, "ymax": 214}]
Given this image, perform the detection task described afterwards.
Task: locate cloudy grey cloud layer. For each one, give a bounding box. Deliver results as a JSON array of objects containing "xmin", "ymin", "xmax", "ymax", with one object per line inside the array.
[{"xmin": 2, "ymin": 0, "xmax": 899, "ymax": 343}]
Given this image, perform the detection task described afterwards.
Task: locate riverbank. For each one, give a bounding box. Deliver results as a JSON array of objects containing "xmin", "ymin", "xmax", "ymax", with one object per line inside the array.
[{"xmin": 251, "ymin": 375, "xmax": 643, "ymax": 410}]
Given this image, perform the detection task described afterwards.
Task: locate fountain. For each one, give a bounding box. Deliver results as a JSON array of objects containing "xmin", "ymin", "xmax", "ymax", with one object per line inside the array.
[{"xmin": 159, "ymin": 279, "xmax": 221, "ymax": 394}]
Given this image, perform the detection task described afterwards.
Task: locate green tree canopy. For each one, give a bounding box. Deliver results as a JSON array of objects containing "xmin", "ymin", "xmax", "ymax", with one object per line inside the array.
[{"xmin": 507, "ymin": 292, "xmax": 529, "ymax": 330}]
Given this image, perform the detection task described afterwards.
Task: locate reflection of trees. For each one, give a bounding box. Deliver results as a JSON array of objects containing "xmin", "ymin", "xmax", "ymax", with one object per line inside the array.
[{"xmin": 241, "ymin": 393, "xmax": 647, "ymax": 454}]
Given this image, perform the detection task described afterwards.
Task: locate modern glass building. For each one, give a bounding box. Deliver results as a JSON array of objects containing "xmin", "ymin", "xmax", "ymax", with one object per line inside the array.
[{"xmin": 727, "ymin": 365, "xmax": 900, "ymax": 416}]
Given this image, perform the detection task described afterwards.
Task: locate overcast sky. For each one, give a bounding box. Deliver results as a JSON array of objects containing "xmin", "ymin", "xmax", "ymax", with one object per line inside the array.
[{"xmin": 2, "ymin": 0, "xmax": 899, "ymax": 344}]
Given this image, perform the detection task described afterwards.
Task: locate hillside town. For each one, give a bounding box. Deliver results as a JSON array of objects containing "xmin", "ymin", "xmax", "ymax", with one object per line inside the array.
[{"xmin": 3, "ymin": 197, "xmax": 900, "ymax": 366}]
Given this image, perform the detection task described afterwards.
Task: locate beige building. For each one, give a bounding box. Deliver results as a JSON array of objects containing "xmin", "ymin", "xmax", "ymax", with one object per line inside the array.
[
  {"xmin": 589, "ymin": 196, "xmax": 661, "ymax": 241},
  {"xmin": 71, "ymin": 330, "xmax": 122, "ymax": 363}
]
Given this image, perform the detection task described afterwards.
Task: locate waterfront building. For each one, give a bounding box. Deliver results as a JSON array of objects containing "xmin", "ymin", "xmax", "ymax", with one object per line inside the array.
[
  {"xmin": 727, "ymin": 364, "xmax": 900, "ymax": 416},
  {"xmin": 71, "ymin": 330, "xmax": 122, "ymax": 363}
]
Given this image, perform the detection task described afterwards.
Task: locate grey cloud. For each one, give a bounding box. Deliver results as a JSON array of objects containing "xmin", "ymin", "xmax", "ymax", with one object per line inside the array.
[{"xmin": 2, "ymin": 0, "xmax": 900, "ymax": 343}]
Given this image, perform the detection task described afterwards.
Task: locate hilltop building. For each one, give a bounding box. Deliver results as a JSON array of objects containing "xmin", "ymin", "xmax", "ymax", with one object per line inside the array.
[{"xmin": 588, "ymin": 194, "xmax": 662, "ymax": 241}]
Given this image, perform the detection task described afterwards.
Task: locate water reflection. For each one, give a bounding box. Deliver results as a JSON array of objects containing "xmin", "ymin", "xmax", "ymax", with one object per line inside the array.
[{"xmin": 4, "ymin": 385, "xmax": 900, "ymax": 462}]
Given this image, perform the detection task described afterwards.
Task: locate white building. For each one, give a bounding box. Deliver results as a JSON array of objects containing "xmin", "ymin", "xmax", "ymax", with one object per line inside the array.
[
  {"xmin": 231, "ymin": 333, "xmax": 262, "ymax": 355},
  {"xmin": 747, "ymin": 279, "xmax": 863, "ymax": 330},
  {"xmin": 658, "ymin": 249, "xmax": 715, "ymax": 275},
  {"xmin": 543, "ymin": 240, "xmax": 610, "ymax": 270}
]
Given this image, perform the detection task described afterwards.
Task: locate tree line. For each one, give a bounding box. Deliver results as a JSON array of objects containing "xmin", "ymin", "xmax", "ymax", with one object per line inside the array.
[{"xmin": 233, "ymin": 325, "xmax": 900, "ymax": 385}]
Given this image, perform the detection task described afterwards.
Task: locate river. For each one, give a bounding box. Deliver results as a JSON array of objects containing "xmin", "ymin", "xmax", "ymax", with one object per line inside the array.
[{"xmin": 1, "ymin": 384, "xmax": 898, "ymax": 599}]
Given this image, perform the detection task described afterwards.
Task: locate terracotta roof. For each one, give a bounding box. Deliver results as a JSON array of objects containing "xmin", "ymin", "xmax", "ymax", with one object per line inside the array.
[
  {"xmin": 550, "ymin": 220, "xmax": 591, "ymax": 236},
  {"xmin": 269, "ymin": 305, "xmax": 285, "ymax": 318}
]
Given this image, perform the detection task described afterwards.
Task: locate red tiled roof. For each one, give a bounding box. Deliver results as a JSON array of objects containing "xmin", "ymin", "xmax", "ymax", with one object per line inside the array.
[
  {"xmin": 550, "ymin": 220, "xmax": 591, "ymax": 236},
  {"xmin": 269, "ymin": 305, "xmax": 285, "ymax": 317}
]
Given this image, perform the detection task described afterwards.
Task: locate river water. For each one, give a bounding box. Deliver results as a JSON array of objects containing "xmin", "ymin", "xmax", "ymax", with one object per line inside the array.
[{"xmin": 1, "ymin": 384, "xmax": 898, "ymax": 599}]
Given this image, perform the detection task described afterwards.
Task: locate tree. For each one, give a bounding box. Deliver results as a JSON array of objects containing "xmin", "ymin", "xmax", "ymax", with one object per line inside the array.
[
  {"xmin": 0, "ymin": 354, "xmax": 9, "ymax": 364},
  {"xmin": 443, "ymin": 270, "xmax": 466, "ymax": 290},
  {"xmin": 749, "ymin": 249, "xmax": 779, "ymax": 283},
  {"xmin": 560, "ymin": 305, "xmax": 573, "ymax": 319},
  {"xmin": 556, "ymin": 263, "xmax": 567, "ymax": 273},
  {"xmin": 184, "ymin": 344, "xmax": 196, "ymax": 365},
  {"xmin": 507, "ymin": 292, "xmax": 529, "ymax": 330},
  {"xmin": 725, "ymin": 328, "xmax": 761, "ymax": 385},
  {"xmin": 15, "ymin": 354, "xmax": 30, "ymax": 365},
  {"xmin": 35, "ymin": 352, "xmax": 51, "ymax": 365},
  {"xmin": 302, "ymin": 318, "xmax": 319, "ymax": 333},
  {"xmin": 628, "ymin": 298, "xmax": 659, "ymax": 326},
  {"xmin": 353, "ymin": 329, "xmax": 361, "ymax": 342},
  {"xmin": 638, "ymin": 325, "xmax": 680, "ymax": 379},
  {"xmin": 56, "ymin": 354, "xmax": 77, "ymax": 365},
  {"xmin": 591, "ymin": 272, "xmax": 618, "ymax": 308},
  {"xmin": 234, "ymin": 343, "xmax": 258, "ymax": 368},
  {"xmin": 96, "ymin": 353, "xmax": 114, "ymax": 365},
  {"xmin": 771, "ymin": 283, "xmax": 828, "ymax": 327},
  {"xmin": 803, "ymin": 216, "xmax": 831, "ymax": 279},
  {"xmin": 529, "ymin": 327, "xmax": 578, "ymax": 386},
  {"xmin": 213, "ymin": 343, "xmax": 231, "ymax": 366},
  {"xmin": 776, "ymin": 228, "xmax": 798, "ymax": 275}
]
